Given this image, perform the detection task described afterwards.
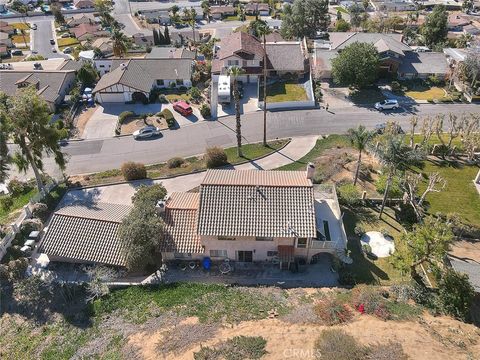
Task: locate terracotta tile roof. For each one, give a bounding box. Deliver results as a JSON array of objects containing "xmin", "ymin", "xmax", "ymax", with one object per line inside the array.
[
  {"xmin": 198, "ymin": 170, "xmax": 316, "ymax": 238},
  {"xmin": 210, "ymin": 6, "xmax": 236, "ymax": 15},
  {"xmin": 216, "ymin": 32, "xmax": 265, "ymax": 61},
  {"xmin": 202, "ymin": 169, "xmax": 313, "ymax": 187},
  {"xmin": 161, "ymin": 193, "xmax": 202, "ymax": 253},
  {"xmin": 39, "ymin": 202, "xmax": 132, "ymax": 267}
]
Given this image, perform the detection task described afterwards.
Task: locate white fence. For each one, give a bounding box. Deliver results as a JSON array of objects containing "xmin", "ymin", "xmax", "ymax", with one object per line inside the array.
[
  {"xmin": 0, "ymin": 181, "xmax": 57, "ymax": 261},
  {"xmin": 259, "ymin": 99, "xmax": 316, "ymax": 110}
]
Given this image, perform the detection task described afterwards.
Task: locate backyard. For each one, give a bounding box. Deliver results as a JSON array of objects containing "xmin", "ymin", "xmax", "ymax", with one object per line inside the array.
[{"xmin": 260, "ymin": 81, "xmax": 308, "ymax": 103}]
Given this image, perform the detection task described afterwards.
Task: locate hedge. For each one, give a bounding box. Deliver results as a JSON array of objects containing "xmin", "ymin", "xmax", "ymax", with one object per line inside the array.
[{"xmin": 161, "ymin": 109, "xmax": 175, "ymax": 128}]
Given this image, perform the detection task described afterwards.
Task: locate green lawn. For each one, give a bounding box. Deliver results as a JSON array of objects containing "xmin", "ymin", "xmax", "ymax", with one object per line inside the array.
[
  {"xmin": 335, "ymin": 6, "xmax": 349, "ymax": 13},
  {"xmin": 260, "ymin": 82, "xmax": 308, "ymax": 103},
  {"xmin": 278, "ymin": 135, "xmax": 350, "ymax": 171},
  {"xmin": 410, "ymin": 134, "xmax": 464, "ymax": 149},
  {"xmin": 224, "ymin": 139, "xmax": 287, "ymax": 163},
  {"xmin": 57, "ymin": 38, "xmax": 79, "ymax": 47},
  {"xmin": 405, "ymin": 87, "xmax": 447, "ymax": 101},
  {"xmin": 415, "ymin": 160, "xmax": 480, "ymax": 226},
  {"xmin": 0, "ymin": 187, "xmax": 37, "ymax": 225},
  {"xmin": 343, "ymin": 207, "xmax": 408, "ymax": 285}
]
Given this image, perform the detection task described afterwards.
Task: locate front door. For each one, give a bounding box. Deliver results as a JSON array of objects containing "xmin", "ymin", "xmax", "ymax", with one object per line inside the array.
[{"xmin": 237, "ymin": 250, "xmax": 253, "ymax": 262}]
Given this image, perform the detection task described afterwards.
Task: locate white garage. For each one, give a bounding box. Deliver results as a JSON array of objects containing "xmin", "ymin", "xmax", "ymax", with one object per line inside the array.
[{"xmin": 95, "ymin": 92, "xmax": 127, "ymax": 103}]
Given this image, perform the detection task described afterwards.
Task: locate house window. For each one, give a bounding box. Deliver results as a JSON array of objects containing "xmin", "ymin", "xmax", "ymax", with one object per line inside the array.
[
  {"xmin": 227, "ymin": 60, "xmax": 239, "ymax": 66},
  {"xmin": 237, "ymin": 250, "xmax": 253, "ymax": 262},
  {"xmin": 176, "ymin": 79, "xmax": 183, "ymax": 85},
  {"xmin": 256, "ymin": 236, "xmax": 274, "ymax": 241},
  {"xmin": 296, "ymin": 238, "xmax": 308, "ymax": 248},
  {"xmin": 218, "ymin": 236, "xmax": 236, "ymax": 241},
  {"xmin": 210, "ymin": 249, "xmax": 227, "ymax": 257},
  {"xmin": 316, "ymin": 230, "xmax": 326, "ymax": 241},
  {"xmin": 99, "ymin": 64, "xmax": 105, "ymax": 68},
  {"xmin": 267, "ymin": 251, "xmax": 278, "ymax": 257},
  {"xmin": 156, "ymin": 79, "xmax": 164, "ymax": 86}
]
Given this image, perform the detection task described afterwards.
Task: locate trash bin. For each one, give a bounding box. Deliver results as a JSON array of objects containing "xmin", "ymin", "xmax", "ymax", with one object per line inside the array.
[{"xmin": 202, "ymin": 257, "xmax": 212, "ymax": 270}]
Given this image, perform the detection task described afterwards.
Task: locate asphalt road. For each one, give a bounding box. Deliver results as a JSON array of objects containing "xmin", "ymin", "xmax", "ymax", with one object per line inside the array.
[
  {"xmin": 9, "ymin": 103, "xmax": 477, "ymax": 178},
  {"xmin": 30, "ymin": 19, "xmax": 69, "ymax": 59}
]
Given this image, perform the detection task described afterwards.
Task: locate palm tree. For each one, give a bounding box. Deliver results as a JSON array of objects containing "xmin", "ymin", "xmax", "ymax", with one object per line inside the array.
[
  {"xmin": 376, "ymin": 135, "xmax": 424, "ymax": 219},
  {"xmin": 2, "ymin": 87, "xmax": 66, "ymax": 193},
  {"xmin": 255, "ymin": 20, "xmax": 272, "ymax": 147},
  {"xmin": 188, "ymin": 8, "xmax": 197, "ymax": 47},
  {"xmin": 347, "ymin": 125, "xmax": 374, "ymax": 186},
  {"xmin": 111, "ymin": 28, "xmax": 129, "ymax": 58},
  {"xmin": 227, "ymin": 66, "xmax": 245, "ymax": 157}
]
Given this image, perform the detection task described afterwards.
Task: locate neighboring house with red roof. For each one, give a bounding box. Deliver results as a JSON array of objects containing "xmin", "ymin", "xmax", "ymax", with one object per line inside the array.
[
  {"xmin": 70, "ymin": 23, "xmax": 108, "ymax": 41},
  {"xmin": 245, "ymin": 3, "xmax": 270, "ymax": 16},
  {"xmin": 0, "ymin": 21, "xmax": 14, "ymax": 35},
  {"xmin": 0, "ymin": 45, "xmax": 8, "ymax": 57},
  {"xmin": 210, "ymin": 6, "xmax": 236, "ymax": 19},
  {"xmin": 73, "ymin": 0, "xmax": 94, "ymax": 8}
]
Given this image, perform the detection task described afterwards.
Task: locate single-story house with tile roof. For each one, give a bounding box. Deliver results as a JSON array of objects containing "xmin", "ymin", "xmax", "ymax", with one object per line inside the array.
[
  {"xmin": 91, "ymin": 37, "xmax": 113, "ymax": 57},
  {"xmin": 71, "ymin": 23, "xmax": 108, "ymax": 41},
  {"xmin": 92, "ymin": 58, "xmax": 193, "ymax": 103},
  {"xmin": 0, "ymin": 21, "xmax": 14, "ymax": 35},
  {"xmin": 245, "ymin": 3, "xmax": 270, "ymax": 16},
  {"xmin": 398, "ymin": 52, "xmax": 449, "ymax": 80},
  {"xmin": 39, "ymin": 203, "xmax": 132, "ymax": 267},
  {"xmin": 73, "ymin": 0, "xmax": 94, "ymax": 9},
  {"xmin": 38, "ymin": 168, "xmax": 350, "ymax": 268},
  {"xmin": 0, "ymin": 69, "xmax": 76, "ymax": 110},
  {"xmin": 210, "ymin": 6, "xmax": 236, "ymax": 19},
  {"xmin": 66, "ymin": 13, "xmax": 98, "ymax": 27}
]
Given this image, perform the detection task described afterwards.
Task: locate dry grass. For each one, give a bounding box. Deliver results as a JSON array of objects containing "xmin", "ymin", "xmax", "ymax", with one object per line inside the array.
[{"xmin": 156, "ymin": 321, "xmax": 218, "ymax": 355}]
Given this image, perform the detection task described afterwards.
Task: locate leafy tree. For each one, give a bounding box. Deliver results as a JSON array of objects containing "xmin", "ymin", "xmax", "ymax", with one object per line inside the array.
[
  {"xmin": 0, "ymin": 101, "xmax": 10, "ymax": 183},
  {"xmin": 347, "ymin": 125, "xmax": 374, "ymax": 186},
  {"xmin": 51, "ymin": 3, "xmax": 65, "ymax": 24},
  {"xmin": 77, "ymin": 63, "xmax": 98, "ymax": 87},
  {"xmin": 255, "ymin": 20, "xmax": 272, "ymax": 146},
  {"xmin": 462, "ymin": 50, "xmax": 480, "ymax": 87},
  {"xmin": 331, "ymin": 42, "xmax": 379, "ymax": 88},
  {"xmin": 153, "ymin": 28, "xmax": 160, "ymax": 45},
  {"xmin": 227, "ymin": 66, "xmax": 245, "ymax": 157},
  {"xmin": 438, "ymin": 269, "xmax": 475, "ymax": 321},
  {"xmin": 280, "ymin": 0, "xmax": 330, "ymax": 39},
  {"xmin": 335, "ymin": 19, "xmax": 351, "ymax": 32},
  {"xmin": 131, "ymin": 184, "xmax": 167, "ymax": 207},
  {"xmin": 201, "ymin": 0, "xmax": 211, "ymax": 23},
  {"xmin": 84, "ymin": 265, "xmax": 118, "ymax": 302},
  {"xmin": 0, "ymin": 87, "xmax": 66, "ymax": 193},
  {"xmin": 455, "ymin": 33, "xmax": 473, "ymax": 48},
  {"xmin": 118, "ymin": 184, "xmax": 167, "ymax": 270},
  {"xmin": 111, "ymin": 28, "xmax": 129, "ymax": 58},
  {"xmin": 462, "ymin": 0, "xmax": 474, "ymax": 12},
  {"xmin": 349, "ymin": 4, "xmax": 362, "ymax": 29},
  {"xmin": 392, "ymin": 216, "xmax": 453, "ymax": 279},
  {"xmin": 375, "ymin": 134, "xmax": 424, "ymax": 218},
  {"xmin": 421, "ymin": 5, "xmax": 448, "ymax": 48},
  {"xmin": 94, "ymin": 0, "xmax": 114, "ymax": 27},
  {"xmin": 164, "ymin": 25, "xmax": 171, "ymax": 45}
]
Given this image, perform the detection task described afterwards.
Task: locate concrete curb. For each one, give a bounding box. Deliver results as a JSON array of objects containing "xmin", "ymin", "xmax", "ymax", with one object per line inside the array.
[{"xmin": 68, "ymin": 138, "xmax": 293, "ymax": 190}]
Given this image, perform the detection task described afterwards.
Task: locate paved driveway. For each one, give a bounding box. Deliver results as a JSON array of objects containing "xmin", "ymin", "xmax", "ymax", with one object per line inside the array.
[
  {"xmin": 82, "ymin": 106, "xmax": 120, "ymax": 139},
  {"xmin": 217, "ymin": 83, "xmax": 259, "ymax": 117},
  {"xmin": 162, "ymin": 103, "xmax": 204, "ymax": 127}
]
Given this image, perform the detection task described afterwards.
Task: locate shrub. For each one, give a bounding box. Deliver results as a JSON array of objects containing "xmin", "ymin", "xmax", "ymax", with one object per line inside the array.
[
  {"xmin": 438, "ymin": 269, "xmax": 475, "ymax": 321},
  {"xmin": 7, "ymin": 179, "xmax": 27, "ymax": 196},
  {"xmin": 188, "ymin": 86, "xmax": 202, "ymax": 100},
  {"xmin": 200, "ymin": 104, "xmax": 211, "ymax": 118},
  {"xmin": 350, "ymin": 285, "xmax": 391, "ymax": 320},
  {"xmin": 121, "ymin": 162, "xmax": 147, "ymax": 181},
  {"xmin": 19, "ymin": 218, "xmax": 43, "ymax": 238},
  {"xmin": 31, "ymin": 202, "xmax": 49, "ymax": 222},
  {"xmin": 118, "ymin": 111, "xmax": 135, "ymax": 124},
  {"xmin": 375, "ymin": 174, "xmax": 403, "ymax": 198},
  {"xmin": 158, "ymin": 94, "xmax": 168, "ymax": 103},
  {"xmin": 315, "ymin": 298, "xmax": 353, "ymax": 325},
  {"xmin": 368, "ymin": 342, "xmax": 408, "ymax": 360},
  {"xmin": 390, "ymin": 81, "xmax": 402, "ymax": 92},
  {"xmin": 167, "ymin": 157, "xmax": 185, "ymax": 169},
  {"xmin": 204, "ymin": 147, "xmax": 228, "ymax": 169},
  {"xmin": 0, "ymin": 196, "xmax": 13, "ymax": 211},
  {"xmin": 161, "ymin": 109, "xmax": 175, "ymax": 128},
  {"xmin": 314, "ymin": 329, "xmax": 368, "ymax": 360},
  {"xmin": 396, "ymin": 203, "xmax": 417, "ymax": 227},
  {"xmin": 337, "ymin": 183, "xmax": 361, "ymax": 207},
  {"xmin": 338, "ymin": 268, "xmax": 356, "ymax": 286},
  {"xmin": 194, "ymin": 336, "xmax": 267, "ymax": 360},
  {"xmin": 354, "ymin": 225, "xmax": 365, "ymax": 237}
]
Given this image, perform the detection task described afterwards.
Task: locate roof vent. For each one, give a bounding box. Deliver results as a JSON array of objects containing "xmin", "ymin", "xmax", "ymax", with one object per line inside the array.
[
  {"xmin": 306, "ymin": 162, "xmax": 315, "ymax": 181},
  {"xmin": 120, "ymin": 62, "xmax": 128, "ymax": 70}
]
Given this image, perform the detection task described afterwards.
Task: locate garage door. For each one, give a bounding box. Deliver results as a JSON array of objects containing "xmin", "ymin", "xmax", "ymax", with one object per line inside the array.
[{"xmin": 98, "ymin": 93, "xmax": 125, "ymax": 103}]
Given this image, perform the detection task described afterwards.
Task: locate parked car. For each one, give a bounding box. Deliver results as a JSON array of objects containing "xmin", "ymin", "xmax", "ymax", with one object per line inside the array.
[
  {"xmin": 133, "ymin": 126, "xmax": 161, "ymax": 140},
  {"xmin": 63, "ymin": 47, "xmax": 72, "ymax": 54},
  {"xmin": 60, "ymin": 33, "xmax": 71, "ymax": 38},
  {"xmin": 11, "ymin": 49, "xmax": 23, "ymax": 56},
  {"xmin": 173, "ymin": 101, "xmax": 193, "ymax": 116},
  {"xmin": 50, "ymin": 39, "xmax": 55, "ymax": 45},
  {"xmin": 374, "ymin": 99, "xmax": 399, "ymax": 111},
  {"xmin": 31, "ymin": 24, "xmax": 37, "ymax": 30}
]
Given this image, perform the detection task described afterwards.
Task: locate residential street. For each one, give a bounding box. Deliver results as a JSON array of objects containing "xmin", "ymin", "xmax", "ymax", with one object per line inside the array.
[
  {"xmin": 8, "ymin": 103, "xmax": 479, "ymax": 179},
  {"xmin": 30, "ymin": 19, "xmax": 69, "ymax": 59}
]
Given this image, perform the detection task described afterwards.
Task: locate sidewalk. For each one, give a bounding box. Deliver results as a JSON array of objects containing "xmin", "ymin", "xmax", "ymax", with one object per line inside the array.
[{"xmin": 60, "ymin": 135, "xmax": 319, "ymax": 206}]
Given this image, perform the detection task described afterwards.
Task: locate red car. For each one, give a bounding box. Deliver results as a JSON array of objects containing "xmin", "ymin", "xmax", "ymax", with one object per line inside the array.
[{"xmin": 173, "ymin": 101, "xmax": 193, "ymax": 116}]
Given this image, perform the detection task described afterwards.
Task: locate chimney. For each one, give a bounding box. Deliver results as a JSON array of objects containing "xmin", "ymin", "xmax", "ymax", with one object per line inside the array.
[
  {"xmin": 155, "ymin": 200, "xmax": 166, "ymax": 214},
  {"xmin": 306, "ymin": 162, "xmax": 315, "ymax": 181}
]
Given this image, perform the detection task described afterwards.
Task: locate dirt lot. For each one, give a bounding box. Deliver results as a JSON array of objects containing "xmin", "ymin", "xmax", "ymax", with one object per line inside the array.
[{"xmin": 121, "ymin": 116, "xmax": 168, "ymax": 135}]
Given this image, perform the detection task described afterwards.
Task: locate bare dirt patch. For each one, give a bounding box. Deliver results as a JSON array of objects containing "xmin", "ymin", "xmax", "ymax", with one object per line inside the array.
[
  {"xmin": 120, "ymin": 116, "xmax": 168, "ymax": 135},
  {"xmin": 74, "ymin": 106, "xmax": 98, "ymax": 138}
]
